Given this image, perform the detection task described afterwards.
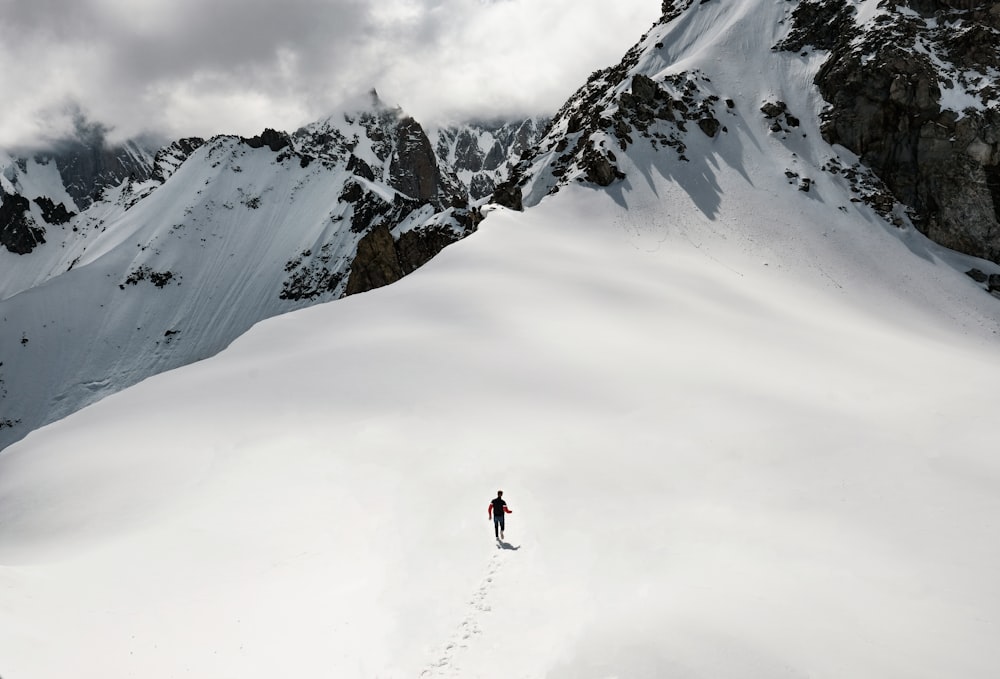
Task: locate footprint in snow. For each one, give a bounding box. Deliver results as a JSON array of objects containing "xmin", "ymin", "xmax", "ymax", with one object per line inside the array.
[{"xmin": 419, "ymin": 554, "xmax": 503, "ymax": 677}]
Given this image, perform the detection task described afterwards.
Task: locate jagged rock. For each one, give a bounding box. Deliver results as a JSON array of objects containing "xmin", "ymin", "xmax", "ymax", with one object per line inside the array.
[
  {"xmin": 481, "ymin": 141, "xmax": 506, "ymax": 172},
  {"xmin": 469, "ymin": 174, "xmax": 496, "ymax": 201},
  {"xmin": 390, "ymin": 116, "xmax": 457, "ymax": 207},
  {"xmin": 584, "ymin": 152, "xmax": 619, "ymax": 186},
  {"xmin": 632, "ymin": 74, "xmax": 659, "ymax": 103},
  {"xmin": 349, "ymin": 192, "xmax": 393, "ymax": 234},
  {"xmin": 490, "ymin": 181, "xmax": 524, "ymax": 211},
  {"xmin": 32, "ymin": 137, "xmax": 155, "ymax": 210},
  {"xmin": 433, "ymin": 118, "xmax": 546, "ymax": 204},
  {"xmin": 967, "ymin": 268, "xmax": 989, "ymax": 283},
  {"xmin": 0, "ymin": 192, "xmax": 46, "ymax": 254},
  {"xmin": 346, "ymin": 154, "xmax": 376, "ymax": 182},
  {"xmin": 32, "ymin": 196, "xmax": 76, "ymax": 225},
  {"xmin": 774, "ymin": 0, "xmax": 857, "ymax": 52},
  {"xmin": 344, "ymin": 225, "xmax": 404, "ymax": 295},
  {"xmin": 396, "ymin": 226, "xmax": 463, "ymax": 276},
  {"xmin": 453, "ymin": 130, "xmax": 484, "ymax": 174},
  {"xmin": 151, "ymin": 138, "xmax": 205, "ymax": 184},
  {"xmin": 698, "ymin": 117, "xmax": 721, "ymax": 137},
  {"xmin": 339, "ymin": 181, "xmax": 365, "ymax": 204},
  {"xmin": 243, "ymin": 128, "xmax": 292, "ymax": 152},
  {"xmin": 790, "ymin": 2, "xmax": 1000, "ymax": 263},
  {"xmin": 761, "ymin": 101, "xmax": 788, "ymax": 119}
]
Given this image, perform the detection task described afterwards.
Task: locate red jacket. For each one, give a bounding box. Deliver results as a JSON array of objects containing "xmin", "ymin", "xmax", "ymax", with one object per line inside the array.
[{"xmin": 488, "ymin": 498, "xmax": 512, "ymax": 518}]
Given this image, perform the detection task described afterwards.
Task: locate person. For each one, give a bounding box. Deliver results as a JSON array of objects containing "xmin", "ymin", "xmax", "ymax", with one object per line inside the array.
[{"xmin": 488, "ymin": 490, "xmax": 512, "ymax": 540}]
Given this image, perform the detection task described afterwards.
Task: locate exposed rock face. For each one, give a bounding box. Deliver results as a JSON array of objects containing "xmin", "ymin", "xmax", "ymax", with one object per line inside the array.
[
  {"xmin": 344, "ymin": 215, "xmax": 482, "ymax": 297},
  {"xmin": 491, "ymin": 181, "xmax": 523, "ymax": 211},
  {"xmin": 344, "ymin": 225, "xmax": 404, "ymax": 295},
  {"xmin": 280, "ymin": 96, "xmax": 483, "ymax": 301},
  {"xmin": 242, "ymin": 128, "xmax": 291, "ymax": 152},
  {"xmin": 150, "ymin": 138, "xmax": 206, "ymax": 184},
  {"xmin": 434, "ymin": 118, "xmax": 548, "ymax": 201},
  {"xmin": 0, "ymin": 192, "xmax": 45, "ymax": 254},
  {"xmin": 33, "ymin": 138, "xmax": 156, "ymax": 209},
  {"xmin": 32, "ymin": 196, "xmax": 75, "ymax": 225},
  {"xmin": 492, "ymin": 49, "xmax": 725, "ymax": 209},
  {"xmin": 390, "ymin": 116, "xmax": 454, "ymax": 206},
  {"xmin": 396, "ymin": 222, "xmax": 473, "ymax": 275},
  {"xmin": 783, "ymin": 0, "xmax": 1000, "ymax": 262}
]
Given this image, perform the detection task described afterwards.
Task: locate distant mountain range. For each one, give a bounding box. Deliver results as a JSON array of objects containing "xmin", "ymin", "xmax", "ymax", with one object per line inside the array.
[{"xmin": 0, "ymin": 93, "xmax": 546, "ymax": 448}]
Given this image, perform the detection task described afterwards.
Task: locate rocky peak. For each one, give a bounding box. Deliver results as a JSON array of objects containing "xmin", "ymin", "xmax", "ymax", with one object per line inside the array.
[
  {"xmin": 32, "ymin": 138, "xmax": 156, "ymax": 210},
  {"xmin": 433, "ymin": 118, "xmax": 548, "ymax": 201},
  {"xmin": 150, "ymin": 137, "xmax": 206, "ymax": 184},
  {"xmin": 490, "ymin": 24, "xmax": 725, "ymax": 210},
  {"xmin": 242, "ymin": 128, "xmax": 292, "ymax": 153},
  {"xmin": 390, "ymin": 115, "xmax": 464, "ymax": 208}
]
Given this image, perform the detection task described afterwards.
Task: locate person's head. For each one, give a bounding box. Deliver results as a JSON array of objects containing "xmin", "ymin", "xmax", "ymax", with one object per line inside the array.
[{"xmin": 497, "ymin": 490, "xmax": 503, "ymax": 497}]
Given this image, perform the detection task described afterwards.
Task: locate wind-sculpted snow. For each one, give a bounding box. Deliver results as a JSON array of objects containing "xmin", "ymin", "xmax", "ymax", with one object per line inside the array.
[{"xmin": 1, "ymin": 183, "xmax": 999, "ymax": 677}]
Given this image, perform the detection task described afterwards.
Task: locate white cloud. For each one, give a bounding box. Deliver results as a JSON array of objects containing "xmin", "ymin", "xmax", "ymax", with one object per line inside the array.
[{"xmin": 0, "ymin": 0, "xmax": 658, "ymax": 147}]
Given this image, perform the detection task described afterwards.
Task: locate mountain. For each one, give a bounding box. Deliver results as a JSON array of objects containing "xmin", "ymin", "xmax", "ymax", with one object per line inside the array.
[
  {"xmin": 494, "ymin": 0, "xmax": 1000, "ymax": 281},
  {"xmin": 0, "ymin": 94, "xmax": 502, "ymax": 449},
  {"xmin": 6, "ymin": 2, "xmax": 996, "ymax": 453},
  {"xmin": 432, "ymin": 117, "xmax": 549, "ymax": 201},
  {"xmin": 0, "ymin": 136, "xmax": 156, "ymax": 255},
  {"xmin": 2, "ymin": 2, "xmax": 1000, "ymax": 676}
]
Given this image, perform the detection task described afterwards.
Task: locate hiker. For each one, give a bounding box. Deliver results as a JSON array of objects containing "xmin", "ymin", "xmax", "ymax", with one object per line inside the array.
[{"xmin": 488, "ymin": 490, "xmax": 512, "ymax": 540}]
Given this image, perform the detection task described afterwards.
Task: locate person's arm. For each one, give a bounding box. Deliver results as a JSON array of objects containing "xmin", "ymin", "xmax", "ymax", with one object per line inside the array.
[
  {"xmin": 488, "ymin": 503, "xmax": 493, "ymax": 519},
  {"xmin": 504, "ymin": 506, "xmax": 513, "ymax": 514}
]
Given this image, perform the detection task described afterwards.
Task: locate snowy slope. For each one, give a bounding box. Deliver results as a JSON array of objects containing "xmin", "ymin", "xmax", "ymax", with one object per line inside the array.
[
  {"xmin": 2, "ymin": 2, "xmax": 1000, "ymax": 677},
  {"xmin": 1, "ymin": 181, "xmax": 999, "ymax": 678},
  {"xmin": 0, "ymin": 100, "xmax": 479, "ymax": 450}
]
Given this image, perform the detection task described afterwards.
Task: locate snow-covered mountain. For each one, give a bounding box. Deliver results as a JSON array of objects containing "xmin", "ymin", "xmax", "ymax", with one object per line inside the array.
[
  {"xmin": 6, "ymin": 2, "xmax": 996, "ymax": 453},
  {"xmin": 495, "ymin": 0, "xmax": 1000, "ymax": 276},
  {"xmin": 2, "ymin": 1, "xmax": 1000, "ymax": 676},
  {"xmin": 0, "ymin": 94, "xmax": 486, "ymax": 449},
  {"xmin": 432, "ymin": 117, "xmax": 549, "ymax": 201},
  {"xmin": 0, "ymin": 136, "xmax": 156, "ymax": 255}
]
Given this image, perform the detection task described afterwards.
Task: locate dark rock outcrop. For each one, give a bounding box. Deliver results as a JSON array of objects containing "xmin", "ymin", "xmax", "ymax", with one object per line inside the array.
[
  {"xmin": 434, "ymin": 118, "xmax": 547, "ymax": 201},
  {"xmin": 32, "ymin": 196, "xmax": 76, "ymax": 225},
  {"xmin": 390, "ymin": 116, "xmax": 454, "ymax": 206},
  {"xmin": 490, "ymin": 181, "xmax": 524, "ymax": 211},
  {"xmin": 782, "ymin": 0, "xmax": 1000, "ymax": 262},
  {"xmin": 1, "ymin": 192, "xmax": 46, "ymax": 254},
  {"xmin": 344, "ymin": 225, "xmax": 405, "ymax": 295},
  {"xmin": 990, "ymin": 273, "xmax": 1000, "ymax": 293},
  {"xmin": 396, "ymin": 225, "xmax": 465, "ymax": 275},
  {"xmin": 243, "ymin": 128, "xmax": 292, "ymax": 152},
  {"xmin": 32, "ymin": 139, "xmax": 155, "ymax": 209},
  {"xmin": 151, "ymin": 138, "xmax": 205, "ymax": 184}
]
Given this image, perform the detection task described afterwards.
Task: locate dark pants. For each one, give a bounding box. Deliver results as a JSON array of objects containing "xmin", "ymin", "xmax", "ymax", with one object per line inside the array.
[{"xmin": 493, "ymin": 513, "xmax": 505, "ymax": 537}]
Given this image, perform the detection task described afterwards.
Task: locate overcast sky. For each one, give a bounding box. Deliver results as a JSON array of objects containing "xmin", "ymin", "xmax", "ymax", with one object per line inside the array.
[{"xmin": 0, "ymin": 0, "xmax": 659, "ymax": 148}]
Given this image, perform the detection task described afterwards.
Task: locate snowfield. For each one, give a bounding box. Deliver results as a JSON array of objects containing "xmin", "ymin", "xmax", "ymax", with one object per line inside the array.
[
  {"xmin": 1, "ymin": 179, "xmax": 999, "ymax": 677},
  {"xmin": 3, "ymin": 0, "xmax": 1000, "ymax": 676}
]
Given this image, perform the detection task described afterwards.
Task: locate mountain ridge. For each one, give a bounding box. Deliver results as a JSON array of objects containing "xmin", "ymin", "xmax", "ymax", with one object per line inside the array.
[
  {"xmin": 2, "ymin": 1, "xmax": 1000, "ymax": 452},
  {"xmin": 0, "ymin": 97, "xmax": 545, "ymax": 450}
]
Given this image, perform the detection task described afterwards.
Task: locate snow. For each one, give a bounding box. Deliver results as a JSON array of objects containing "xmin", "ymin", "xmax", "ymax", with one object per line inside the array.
[
  {"xmin": 2, "ymin": 1, "xmax": 1000, "ymax": 676},
  {"xmin": 3, "ymin": 169, "xmax": 1000, "ymax": 677}
]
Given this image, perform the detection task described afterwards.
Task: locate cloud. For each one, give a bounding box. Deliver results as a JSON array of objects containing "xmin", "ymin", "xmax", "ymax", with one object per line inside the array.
[{"xmin": 0, "ymin": 0, "xmax": 658, "ymax": 147}]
